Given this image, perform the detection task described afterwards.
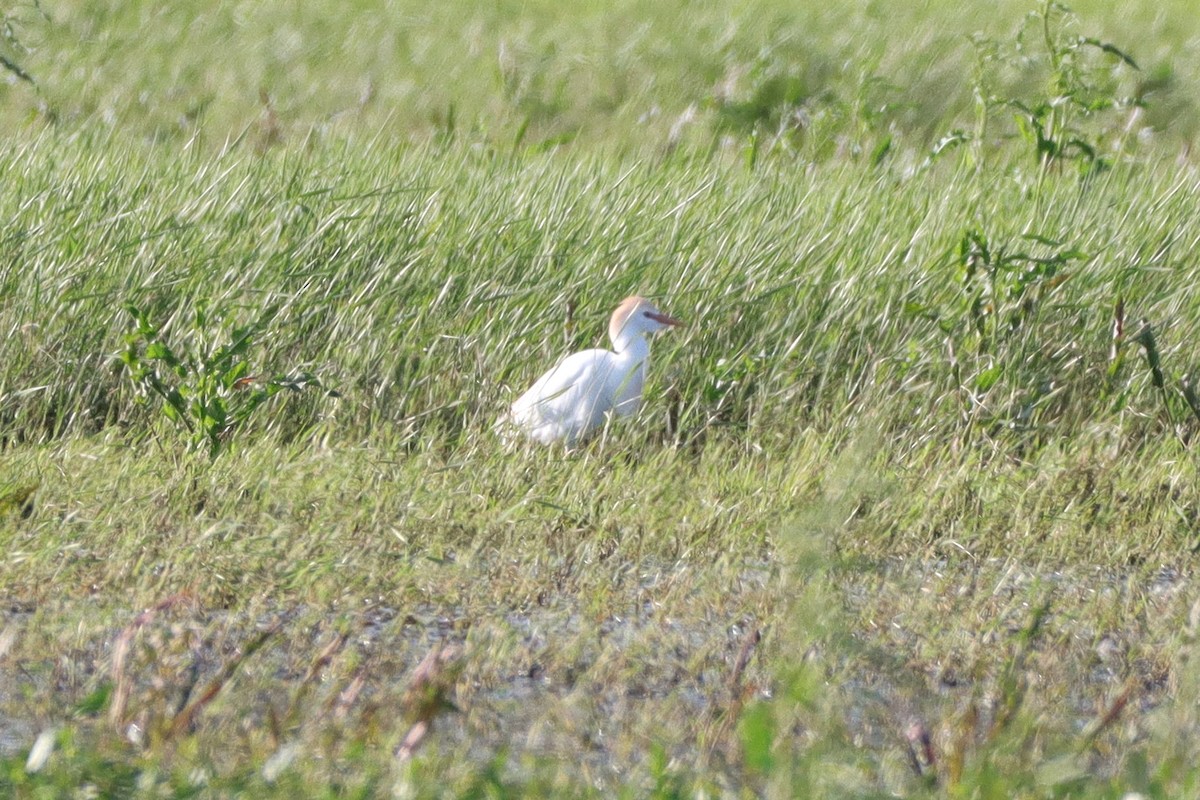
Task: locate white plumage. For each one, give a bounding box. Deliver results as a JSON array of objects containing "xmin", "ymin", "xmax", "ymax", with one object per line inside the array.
[{"xmin": 499, "ymin": 296, "xmax": 683, "ymax": 446}]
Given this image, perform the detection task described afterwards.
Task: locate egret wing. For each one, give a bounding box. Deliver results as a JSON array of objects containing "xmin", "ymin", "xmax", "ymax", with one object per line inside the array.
[{"xmin": 508, "ymin": 349, "xmax": 616, "ymax": 444}]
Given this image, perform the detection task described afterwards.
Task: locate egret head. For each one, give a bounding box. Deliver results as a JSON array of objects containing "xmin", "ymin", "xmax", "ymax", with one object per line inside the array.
[{"xmin": 608, "ymin": 296, "xmax": 683, "ymax": 350}]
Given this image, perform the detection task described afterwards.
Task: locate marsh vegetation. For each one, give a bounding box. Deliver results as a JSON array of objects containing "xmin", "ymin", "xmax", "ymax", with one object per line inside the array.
[{"xmin": 2, "ymin": 0, "xmax": 1200, "ymax": 796}]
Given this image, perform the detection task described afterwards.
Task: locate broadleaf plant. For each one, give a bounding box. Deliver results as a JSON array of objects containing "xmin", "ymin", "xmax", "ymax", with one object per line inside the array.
[{"xmin": 118, "ymin": 303, "xmax": 324, "ymax": 458}]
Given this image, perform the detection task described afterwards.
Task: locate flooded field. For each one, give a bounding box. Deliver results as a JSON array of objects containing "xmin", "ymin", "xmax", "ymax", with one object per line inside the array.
[{"xmin": 1, "ymin": 555, "xmax": 1190, "ymax": 793}]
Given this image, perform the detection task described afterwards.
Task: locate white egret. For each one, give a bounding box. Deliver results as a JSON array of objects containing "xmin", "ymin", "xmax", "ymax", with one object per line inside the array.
[{"xmin": 499, "ymin": 296, "xmax": 683, "ymax": 446}]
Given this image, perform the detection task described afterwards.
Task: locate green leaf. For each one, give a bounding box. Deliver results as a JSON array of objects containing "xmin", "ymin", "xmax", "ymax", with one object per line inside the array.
[
  {"xmin": 223, "ymin": 360, "xmax": 250, "ymax": 388},
  {"xmin": 203, "ymin": 398, "xmax": 228, "ymax": 431},
  {"xmin": 1080, "ymin": 37, "xmax": 1140, "ymax": 70},
  {"xmin": 1019, "ymin": 233, "xmax": 1063, "ymax": 247},
  {"xmin": 975, "ymin": 364, "xmax": 1003, "ymax": 392},
  {"xmin": 738, "ymin": 701, "xmax": 775, "ymax": 775},
  {"xmin": 869, "ymin": 135, "xmax": 892, "ymax": 167},
  {"xmin": 144, "ymin": 342, "xmax": 181, "ymax": 368},
  {"xmin": 73, "ymin": 682, "xmax": 113, "ymax": 717}
]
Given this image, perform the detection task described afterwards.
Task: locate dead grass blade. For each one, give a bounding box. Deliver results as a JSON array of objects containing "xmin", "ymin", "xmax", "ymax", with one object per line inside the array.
[
  {"xmin": 395, "ymin": 643, "xmax": 463, "ymax": 761},
  {"xmin": 109, "ymin": 593, "xmax": 198, "ymax": 731},
  {"xmin": 167, "ymin": 618, "xmax": 282, "ymax": 739}
]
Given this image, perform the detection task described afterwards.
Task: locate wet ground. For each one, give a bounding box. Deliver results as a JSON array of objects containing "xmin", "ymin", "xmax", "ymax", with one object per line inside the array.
[{"xmin": 0, "ymin": 556, "xmax": 1190, "ymax": 786}]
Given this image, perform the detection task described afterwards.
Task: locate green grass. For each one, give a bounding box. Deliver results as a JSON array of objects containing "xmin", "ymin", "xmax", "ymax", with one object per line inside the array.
[
  {"xmin": 3, "ymin": 0, "xmax": 1200, "ymax": 796},
  {"xmin": 3, "ymin": 0, "xmax": 1199, "ymax": 156}
]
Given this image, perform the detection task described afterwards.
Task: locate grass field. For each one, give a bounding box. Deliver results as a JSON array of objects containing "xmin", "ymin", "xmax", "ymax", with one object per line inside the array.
[{"xmin": 3, "ymin": 0, "xmax": 1200, "ymax": 796}]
